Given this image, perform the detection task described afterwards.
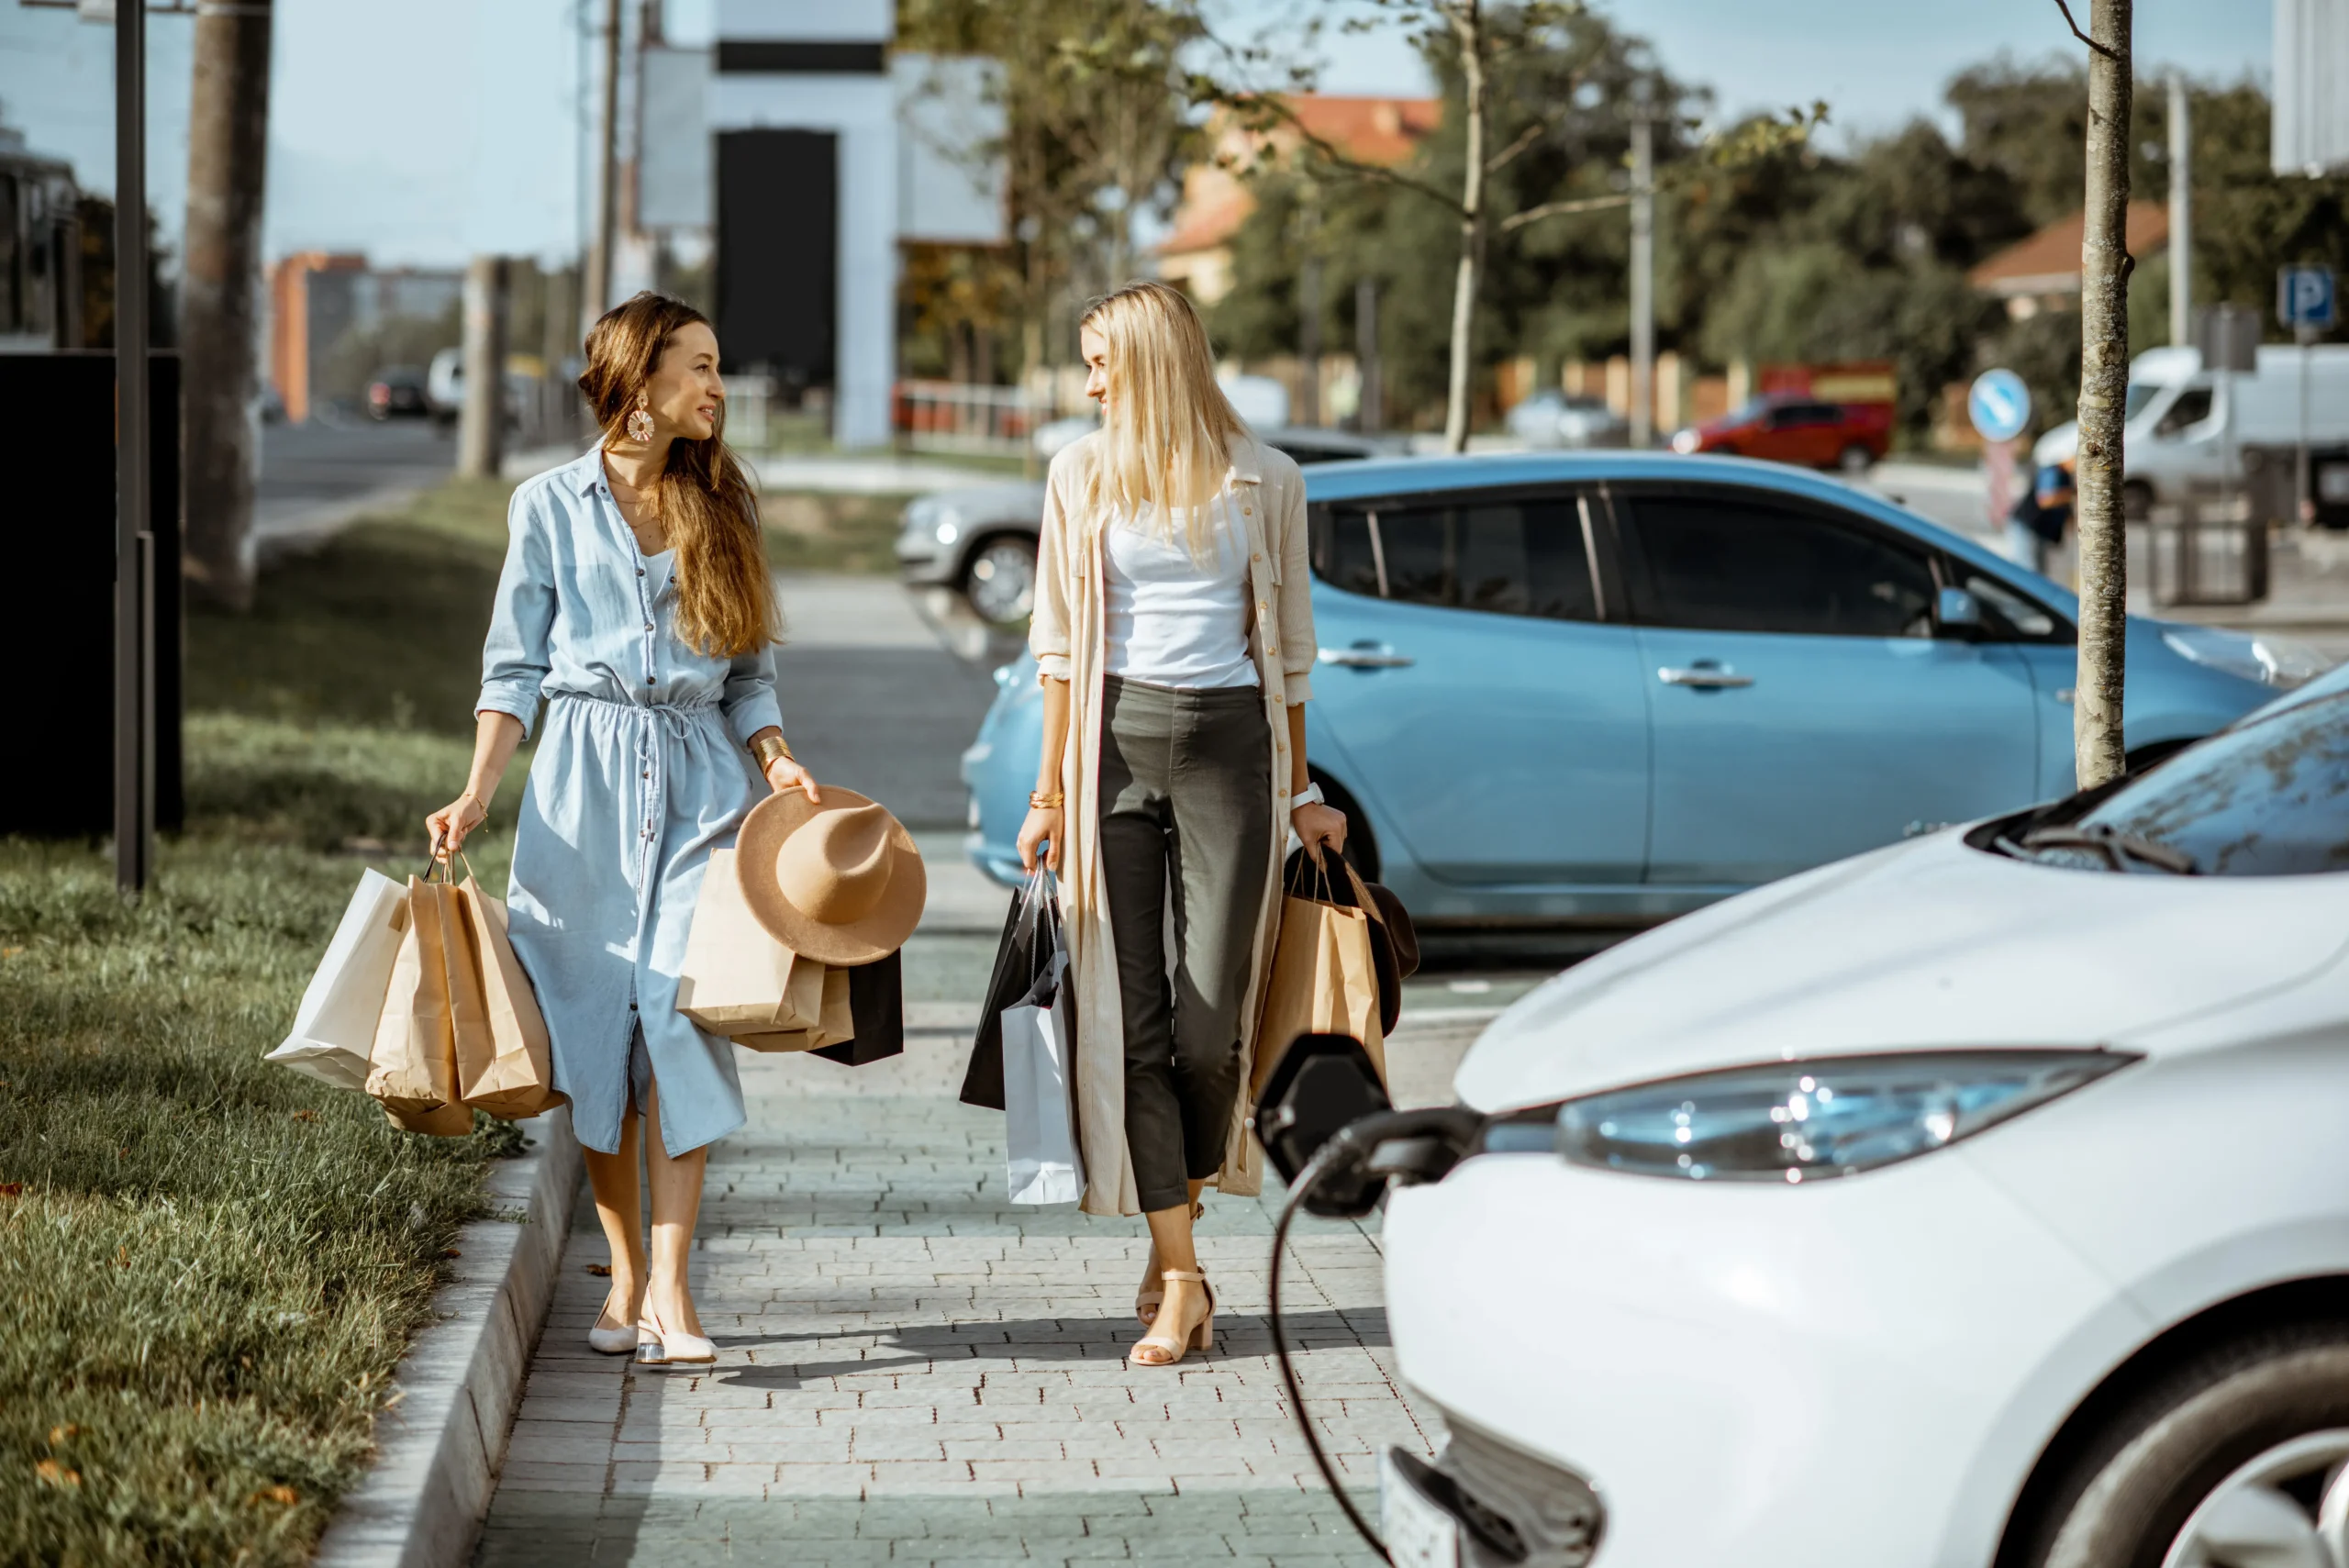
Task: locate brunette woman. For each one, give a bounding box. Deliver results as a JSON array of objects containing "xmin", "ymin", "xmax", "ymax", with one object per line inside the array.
[
  {"xmin": 1019, "ymin": 281, "xmax": 1346, "ymax": 1367},
  {"xmin": 425, "ymin": 292, "xmax": 819, "ymax": 1367}
]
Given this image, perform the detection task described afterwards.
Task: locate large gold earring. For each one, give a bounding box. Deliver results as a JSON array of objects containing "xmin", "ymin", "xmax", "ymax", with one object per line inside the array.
[{"xmin": 625, "ymin": 393, "xmax": 654, "ymax": 443}]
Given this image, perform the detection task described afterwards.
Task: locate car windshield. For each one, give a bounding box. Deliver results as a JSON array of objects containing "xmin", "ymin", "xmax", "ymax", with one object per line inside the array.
[
  {"xmin": 2000, "ymin": 691, "xmax": 2349, "ymax": 876},
  {"xmin": 2124, "ymin": 383, "xmax": 2161, "ymax": 422}
]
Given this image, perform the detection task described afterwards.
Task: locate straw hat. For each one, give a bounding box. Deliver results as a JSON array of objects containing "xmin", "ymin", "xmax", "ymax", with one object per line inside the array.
[{"xmin": 735, "ymin": 787, "xmax": 926, "ymax": 965}]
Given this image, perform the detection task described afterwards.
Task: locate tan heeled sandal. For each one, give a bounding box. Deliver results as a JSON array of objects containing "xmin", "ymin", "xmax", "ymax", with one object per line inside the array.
[
  {"xmin": 1137, "ymin": 1201, "xmax": 1206, "ymax": 1326},
  {"xmin": 1130, "ymin": 1269, "xmax": 1214, "ymax": 1366}
]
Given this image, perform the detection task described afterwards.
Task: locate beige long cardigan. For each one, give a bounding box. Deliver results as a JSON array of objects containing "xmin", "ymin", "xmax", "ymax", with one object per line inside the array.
[{"xmin": 1029, "ymin": 429, "xmax": 1320, "ymax": 1217}]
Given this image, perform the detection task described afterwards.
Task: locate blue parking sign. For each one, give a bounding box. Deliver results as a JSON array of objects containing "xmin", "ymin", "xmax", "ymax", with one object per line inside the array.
[
  {"xmin": 2279, "ymin": 266, "xmax": 2337, "ymax": 330},
  {"xmin": 1967, "ymin": 369, "xmax": 2032, "ymax": 444}
]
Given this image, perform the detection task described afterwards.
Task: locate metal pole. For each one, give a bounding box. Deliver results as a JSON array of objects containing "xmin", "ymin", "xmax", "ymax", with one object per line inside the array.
[
  {"xmin": 2168, "ymin": 72, "xmax": 2190, "ymax": 348},
  {"xmin": 2299, "ymin": 323, "xmax": 2315, "ymax": 525},
  {"xmin": 115, "ymin": 0, "xmax": 153, "ymax": 895},
  {"xmin": 1629, "ymin": 96, "xmax": 1654, "ymax": 450},
  {"xmin": 584, "ymin": 0, "xmax": 622, "ymax": 331}
]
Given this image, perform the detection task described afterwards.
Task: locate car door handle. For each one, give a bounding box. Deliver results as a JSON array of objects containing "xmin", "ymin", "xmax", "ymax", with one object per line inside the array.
[
  {"xmin": 1319, "ymin": 643, "xmax": 1415, "ymax": 669},
  {"xmin": 1657, "ymin": 665, "xmax": 1755, "ymax": 688}
]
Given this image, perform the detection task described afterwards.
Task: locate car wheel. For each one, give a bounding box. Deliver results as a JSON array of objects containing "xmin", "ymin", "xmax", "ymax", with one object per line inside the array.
[
  {"xmin": 1838, "ymin": 443, "xmax": 1874, "ymax": 474},
  {"xmin": 2016, "ymin": 1327, "xmax": 2349, "ymax": 1568},
  {"xmin": 963, "ymin": 535, "xmax": 1038, "ymax": 627},
  {"xmin": 2123, "ymin": 480, "xmax": 2155, "ymax": 521}
]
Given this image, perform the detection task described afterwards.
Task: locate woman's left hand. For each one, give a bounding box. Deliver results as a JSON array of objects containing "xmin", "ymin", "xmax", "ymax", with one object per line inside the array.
[
  {"xmin": 1293, "ymin": 801, "xmax": 1348, "ymax": 864},
  {"xmin": 764, "ymin": 756, "xmax": 823, "ymax": 805}
]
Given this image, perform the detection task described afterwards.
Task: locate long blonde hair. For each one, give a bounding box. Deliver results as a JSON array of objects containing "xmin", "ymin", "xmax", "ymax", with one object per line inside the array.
[
  {"xmin": 580, "ymin": 293, "xmax": 777, "ymax": 660},
  {"xmin": 1079, "ymin": 281, "xmax": 1251, "ymax": 562}
]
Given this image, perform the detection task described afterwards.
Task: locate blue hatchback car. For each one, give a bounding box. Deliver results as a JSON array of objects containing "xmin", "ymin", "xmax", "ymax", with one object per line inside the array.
[{"xmin": 960, "ymin": 452, "xmax": 2313, "ymax": 926}]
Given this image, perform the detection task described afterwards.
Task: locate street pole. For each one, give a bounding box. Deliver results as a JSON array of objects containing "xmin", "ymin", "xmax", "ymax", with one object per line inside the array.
[
  {"xmin": 584, "ymin": 0, "xmax": 622, "ymax": 333},
  {"xmin": 1628, "ymin": 89, "xmax": 1655, "ymax": 450},
  {"xmin": 2299, "ymin": 322, "xmax": 2315, "ymax": 525},
  {"xmin": 2168, "ymin": 72, "xmax": 2190, "ymax": 347},
  {"xmin": 181, "ymin": 0, "xmax": 273, "ymax": 611},
  {"xmin": 1297, "ymin": 185, "xmax": 1321, "ymax": 428},
  {"xmin": 2074, "ymin": 0, "xmax": 2134, "ymax": 791},
  {"xmin": 459, "ymin": 256, "xmax": 511, "ymax": 479},
  {"xmin": 1355, "ymin": 277, "xmax": 1382, "ymax": 434},
  {"xmin": 114, "ymin": 0, "xmax": 154, "ymax": 895}
]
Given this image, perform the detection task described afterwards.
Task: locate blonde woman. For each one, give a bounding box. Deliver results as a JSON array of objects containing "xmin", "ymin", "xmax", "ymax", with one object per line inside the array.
[
  {"xmin": 1019, "ymin": 281, "xmax": 1346, "ymax": 1367},
  {"xmin": 425, "ymin": 293, "xmax": 820, "ymax": 1368}
]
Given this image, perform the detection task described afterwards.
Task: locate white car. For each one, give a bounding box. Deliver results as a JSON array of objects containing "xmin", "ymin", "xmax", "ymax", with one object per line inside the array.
[{"xmin": 1380, "ymin": 662, "xmax": 2349, "ymax": 1568}]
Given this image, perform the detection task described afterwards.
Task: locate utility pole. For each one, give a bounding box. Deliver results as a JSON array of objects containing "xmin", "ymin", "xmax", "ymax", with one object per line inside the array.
[
  {"xmin": 114, "ymin": 0, "xmax": 154, "ymax": 895},
  {"xmin": 2075, "ymin": 0, "xmax": 2134, "ymax": 791},
  {"xmin": 584, "ymin": 0, "xmax": 623, "ymax": 334},
  {"xmin": 1628, "ymin": 84, "xmax": 1656, "ymax": 450},
  {"xmin": 1355, "ymin": 276, "xmax": 1383, "ymax": 434},
  {"xmin": 2168, "ymin": 72, "xmax": 2190, "ymax": 347},
  {"xmin": 1297, "ymin": 185, "xmax": 1322, "ymax": 428},
  {"xmin": 460, "ymin": 257, "xmax": 511, "ymax": 480},
  {"xmin": 181, "ymin": 0, "xmax": 273, "ymax": 611}
]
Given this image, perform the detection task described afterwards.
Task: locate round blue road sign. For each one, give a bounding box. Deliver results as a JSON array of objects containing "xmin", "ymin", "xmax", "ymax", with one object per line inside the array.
[{"xmin": 1968, "ymin": 369, "xmax": 2032, "ymax": 444}]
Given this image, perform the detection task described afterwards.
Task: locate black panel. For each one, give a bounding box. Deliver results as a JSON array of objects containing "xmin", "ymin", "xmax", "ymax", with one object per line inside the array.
[
  {"xmin": 715, "ymin": 129, "xmax": 836, "ymax": 394},
  {"xmin": 0, "ymin": 351, "xmax": 181, "ymax": 835},
  {"xmin": 716, "ymin": 41, "xmax": 886, "ymax": 73}
]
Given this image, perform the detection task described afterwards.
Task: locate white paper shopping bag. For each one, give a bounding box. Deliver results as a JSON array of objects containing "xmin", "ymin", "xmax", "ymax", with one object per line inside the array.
[
  {"xmin": 266, "ymin": 867, "xmax": 408, "ymax": 1090},
  {"xmin": 1003, "ymin": 947, "xmax": 1084, "ymax": 1206}
]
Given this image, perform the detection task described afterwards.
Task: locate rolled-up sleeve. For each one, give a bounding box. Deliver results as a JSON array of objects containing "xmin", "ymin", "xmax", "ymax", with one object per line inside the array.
[
  {"xmin": 720, "ymin": 639, "xmax": 785, "ymax": 746},
  {"xmin": 1030, "ymin": 453, "xmax": 1077, "ymax": 684},
  {"xmin": 478, "ymin": 484, "xmax": 556, "ymax": 740},
  {"xmin": 1275, "ymin": 469, "xmax": 1317, "ymax": 702}
]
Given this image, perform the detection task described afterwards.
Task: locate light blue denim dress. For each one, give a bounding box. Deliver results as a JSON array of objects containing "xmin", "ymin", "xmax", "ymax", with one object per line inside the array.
[{"xmin": 476, "ymin": 449, "xmax": 784, "ymax": 1156}]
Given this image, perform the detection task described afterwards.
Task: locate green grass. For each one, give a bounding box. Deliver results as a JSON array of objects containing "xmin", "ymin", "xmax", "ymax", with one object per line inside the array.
[
  {"xmin": 1, "ymin": 479, "xmax": 530, "ymax": 1567},
  {"xmin": 758, "ymin": 488, "xmax": 916, "ymax": 576}
]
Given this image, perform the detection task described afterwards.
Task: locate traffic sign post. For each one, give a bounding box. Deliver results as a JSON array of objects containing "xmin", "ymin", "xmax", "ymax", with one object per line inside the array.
[
  {"xmin": 1969, "ymin": 370, "xmax": 2032, "ymax": 544},
  {"xmin": 2280, "ymin": 265, "xmax": 2336, "ymax": 525}
]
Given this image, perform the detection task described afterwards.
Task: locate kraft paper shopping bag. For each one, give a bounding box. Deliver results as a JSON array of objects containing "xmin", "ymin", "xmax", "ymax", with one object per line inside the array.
[
  {"xmin": 1249, "ymin": 864, "xmax": 1386, "ymax": 1103},
  {"xmin": 451, "ymin": 876, "xmax": 565, "ymax": 1119},
  {"xmin": 366, "ymin": 876, "xmax": 463, "ymax": 1120},
  {"xmin": 676, "ymin": 849, "xmax": 825, "ymax": 1034}
]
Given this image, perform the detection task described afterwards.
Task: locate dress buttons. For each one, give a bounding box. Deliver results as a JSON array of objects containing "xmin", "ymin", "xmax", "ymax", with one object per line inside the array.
[
  {"xmin": 644, "ymin": 622, "xmax": 654, "ymax": 633},
  {"xmin": 637, "ymin": 567, "xmax": 646, "ymax": 578},
  {"xmin": 1243, "ymin": 506, "xmax": 1253, "ymax": 516}
]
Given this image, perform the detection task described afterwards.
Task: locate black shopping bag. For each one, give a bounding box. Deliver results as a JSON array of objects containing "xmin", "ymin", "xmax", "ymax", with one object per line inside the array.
[
  {"xmin": 810, "ymin": 950, "xmax": 906, "ymax": 1067},
  {"xmin": 959, "ymin": 871, "xmax": 1065, "ymax": 1111}
]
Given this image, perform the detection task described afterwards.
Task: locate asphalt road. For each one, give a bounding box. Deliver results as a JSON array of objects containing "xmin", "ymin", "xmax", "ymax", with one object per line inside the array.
[{"xmin": 255, "ymin": 414, "xmax": 454, "ymax": 551}]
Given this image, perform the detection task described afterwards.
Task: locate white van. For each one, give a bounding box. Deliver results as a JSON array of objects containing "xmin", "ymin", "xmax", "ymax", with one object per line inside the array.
[{"xmin": 2036, "ymin": 344, "xmax": 2349, "ymax": 515}]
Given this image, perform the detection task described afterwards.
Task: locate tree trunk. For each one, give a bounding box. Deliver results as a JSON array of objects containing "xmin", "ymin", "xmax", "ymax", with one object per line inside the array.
[
  {"xmin": 179, "ymin": 0, "xmax": 273, "ymax": 611},
  {"xmin": 2074, "ymin": 0, "xmax": 2133, "ymax": 790},
  {"xmin": 1442, "ymin": 1, "xmax": 1486, "ymax": 455}
]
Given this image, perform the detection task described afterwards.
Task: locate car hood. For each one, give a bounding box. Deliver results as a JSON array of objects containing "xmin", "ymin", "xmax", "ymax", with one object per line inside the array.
[{"xmin": 1454, "ymin": 833, "xmax": 2349, "ymax": 1113}]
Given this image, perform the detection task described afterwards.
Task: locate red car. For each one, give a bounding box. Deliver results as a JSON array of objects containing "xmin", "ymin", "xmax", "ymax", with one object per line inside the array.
[{"xmin": 1670, "ymin": 395, "xmax": 1892, "ymax": 472}]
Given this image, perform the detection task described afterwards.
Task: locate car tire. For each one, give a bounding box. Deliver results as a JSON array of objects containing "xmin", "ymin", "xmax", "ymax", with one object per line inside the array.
[
  {"xmin": 2014, "ymin": 1326, "xmax": 2349, "ymax": 1568},
  {"xmin": 1838, "ymin": 443, "xmax": 1874, "ymax": 474},
  {"xmin": 962, "ymin": 534, "xmax": 1038, "ymax": 627},
  {"xmin": 2122, "ymin": 480, "xmax": 2155, "ymax": 521}
]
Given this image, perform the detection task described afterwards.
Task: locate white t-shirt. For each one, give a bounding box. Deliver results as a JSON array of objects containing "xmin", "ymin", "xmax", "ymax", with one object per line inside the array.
[{"xmin": 1101, "ymin": 498, "xmax": 1259, "ymax": 689}]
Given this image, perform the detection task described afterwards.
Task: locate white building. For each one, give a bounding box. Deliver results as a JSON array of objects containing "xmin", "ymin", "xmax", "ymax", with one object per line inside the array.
[{"xmin": 638, "ymin": 0, "xmax": 1005, "ymax": 448}]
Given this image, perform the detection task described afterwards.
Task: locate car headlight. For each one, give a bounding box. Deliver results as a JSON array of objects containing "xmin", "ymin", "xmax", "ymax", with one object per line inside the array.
[
  {"xmin": 1554, "ymin": 1050, "xmax": 2134, "ymax": 1183},
  {"xmin": 1669, "ymin": 429, "xmax": 1700, "ymax": 454},
  {"xmin": 2162, "ymin": 625, "xmax": 2332, "ymax": 689},
  {"xmin": 933, "ymin": 506, "xmax": 963, "ymax": 545}
]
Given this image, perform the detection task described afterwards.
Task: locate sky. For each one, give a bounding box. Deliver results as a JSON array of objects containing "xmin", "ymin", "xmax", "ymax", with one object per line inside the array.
[{"xmin": 0, "ymin": 0, "xmax": 2272, "ymax": 272}]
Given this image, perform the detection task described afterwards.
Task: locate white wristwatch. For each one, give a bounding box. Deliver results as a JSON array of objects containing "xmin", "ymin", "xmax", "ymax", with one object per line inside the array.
[{"xmin": 1290, "ymin": 782, "xmax": 1325, "ymax": 810}]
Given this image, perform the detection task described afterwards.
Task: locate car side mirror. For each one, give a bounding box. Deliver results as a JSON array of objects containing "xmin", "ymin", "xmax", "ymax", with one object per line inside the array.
[{"xmin": 1936, "ymin": 585, "xmax": 1984, "ymax": 638}]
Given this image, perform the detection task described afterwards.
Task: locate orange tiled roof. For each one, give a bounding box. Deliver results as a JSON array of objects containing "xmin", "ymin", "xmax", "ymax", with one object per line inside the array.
[
  {"xmin": 1158, "ymin": 95, "xmax": 1441, "ymax": 259},
  {"xmin": 1968, "ymin": 200, "xmax": 2170, "ymax": 295}
]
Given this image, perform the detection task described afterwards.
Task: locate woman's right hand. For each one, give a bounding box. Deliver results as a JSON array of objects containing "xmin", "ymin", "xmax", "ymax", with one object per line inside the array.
[
  {"xmin": 425, "ymin": 793, "xmax": 488, "ymax": 862},
  {"xmin": 1017, "ymin": 806, "xmax": 1063, "ymax": 875}
]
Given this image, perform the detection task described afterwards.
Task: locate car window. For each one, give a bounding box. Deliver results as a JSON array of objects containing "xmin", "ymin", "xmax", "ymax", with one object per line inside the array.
[
  {"xmin": 2054, "ymin": 692, "xmax": 2349, "ymax": 876},
  {"xmin": 1315, "ymin": 499, "xmax": 1600, "ymax": 621},
  {"xmin": 2124, "ymin": 383, "xmax": 2160, "ymax": 421},
  {"xmin": 1311, "ymin": 508, "xmax": 1384, "ymax": 598},
  {"xmin": 1276, "ymin": 442, "xmax": 1353, "ymax": 465},
  {"xmin": 2154, "ymin": 388, "xmax": 2214, "ymax": 437},
  {"xmin": 1625, "ymin": 492, "xmax": 1937, "ymax": 638}
]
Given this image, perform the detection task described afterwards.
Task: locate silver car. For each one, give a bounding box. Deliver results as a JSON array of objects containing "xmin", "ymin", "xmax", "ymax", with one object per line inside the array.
[{"xmin": 895, "ymin": 427, "xmax": 1408, "ymax": 626}]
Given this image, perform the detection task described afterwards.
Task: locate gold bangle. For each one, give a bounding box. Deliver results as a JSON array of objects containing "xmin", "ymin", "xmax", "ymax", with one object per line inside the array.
[
  {"xmin": 750, "ymin": 734, "xmax": 795, "ymax": 772},
  {"xmin": 1029, "ymin": 791, "xmax": 1064, "ymax": 809}
]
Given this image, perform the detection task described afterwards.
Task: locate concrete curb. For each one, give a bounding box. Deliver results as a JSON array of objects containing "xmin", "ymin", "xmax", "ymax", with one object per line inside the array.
[{"xmin": 315, "ymin": 1108, "xmax": 582, "ymax": 1568}]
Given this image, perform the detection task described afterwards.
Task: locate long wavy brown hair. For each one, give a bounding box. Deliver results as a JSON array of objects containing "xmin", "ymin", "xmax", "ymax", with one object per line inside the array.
[{"xmin": 579, "ymin": 293, "xmax": 776, "ymax": 659}]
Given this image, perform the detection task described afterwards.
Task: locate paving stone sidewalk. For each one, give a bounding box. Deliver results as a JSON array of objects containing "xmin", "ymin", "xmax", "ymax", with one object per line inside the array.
[{"xmin": 473, "ymin": 1014, "xmax": 1474, "ymax": 1567}]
